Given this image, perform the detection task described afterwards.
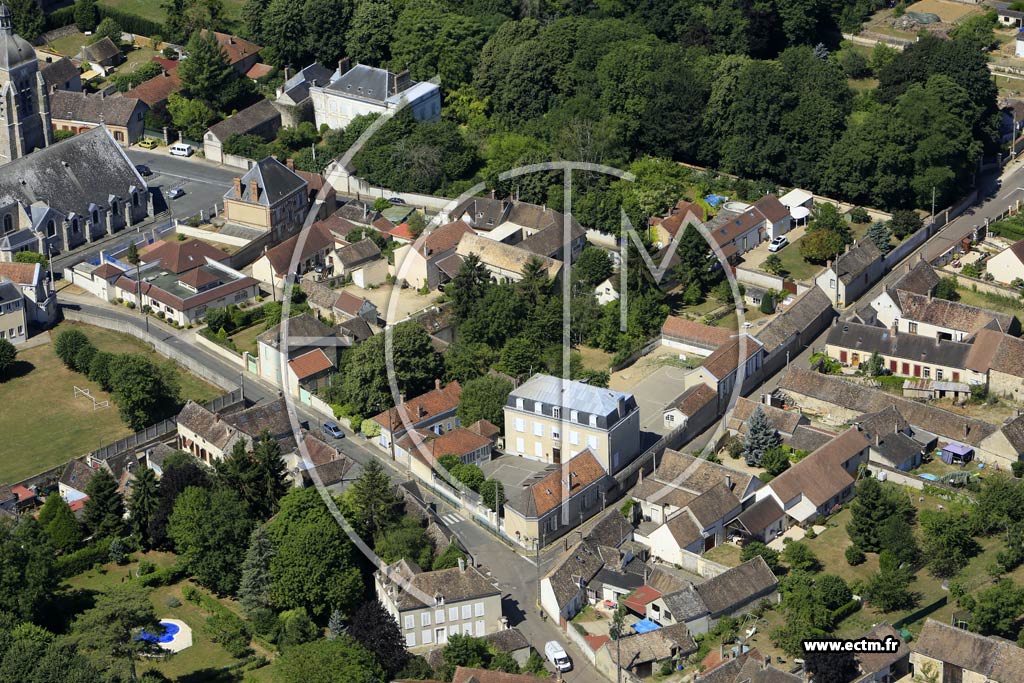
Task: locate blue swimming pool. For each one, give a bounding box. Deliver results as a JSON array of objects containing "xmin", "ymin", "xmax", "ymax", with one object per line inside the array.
[{"xmin": 138, "ymin": 621, "xmax": 180, "ymax": 644}]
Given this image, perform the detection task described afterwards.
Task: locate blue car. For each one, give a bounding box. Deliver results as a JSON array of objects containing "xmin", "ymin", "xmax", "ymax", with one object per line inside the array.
[{"xmin": 322, "ymin": 421, "xmax": 345, "ymax": 439}]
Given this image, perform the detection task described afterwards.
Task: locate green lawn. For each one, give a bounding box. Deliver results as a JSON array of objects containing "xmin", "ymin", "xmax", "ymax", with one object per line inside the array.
[
  {"xmin": 703, "ymin": 542, "xmax": 742, "ymax": 567},
  {"xmin": 227, "ymin": 324, "xmax": 265, "ymax": 357},
  {"xmin": 61, "ymin": 552, "xmax": 258, "ymax": 682},
  {"xmin": 773, "ymin": 240, "xmax": 823, "ymax": 283},
  {"xmin": 0, "ymin": 322, "xmax": 220, "ymax": 485},
  {"xmin": 99, "ymin": 0, "xmax": 247, "ymax": 24},
  {"xmin": 955, "ymin": 285, "xmax": 1024, "ymax": 321},
  {"xmin": 715, "ymin": 306, "xmax": 767, "ymax": 330},
  {"xmin": 47, "ymin": 31, "xmax": 89, "ymax": 58}
]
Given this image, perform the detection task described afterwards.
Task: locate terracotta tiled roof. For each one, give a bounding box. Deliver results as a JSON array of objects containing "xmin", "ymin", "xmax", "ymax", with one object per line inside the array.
[
  {"xmin": 661, "ymin": 316, "xmax": 734, "ymax": 349},
  {"xmin": 622, "ymin": 584, "xmax": 662, "ymax": 614},
  {"xmin": 668, "ymin": 383, "xmax": 717, "ymax": 416},
  {"xmin": 726, "ymin": 397, "xmax": 804, "ymax": 436},
  {"xmin": 177, "ymin": 267, "xmax": 221, "ymax": 289},
  {"xmin": 966, "ymin": 328, "xmax": 1024, "ymax": 376},
  {"xmin": 372, "ymin": 381, "xmax": 462, "ymax": 429},
  {"xmin": 467, "ymin": 419, "xmax": 500, "ymax": 440},
  {"xmin": 0, "ymin": 261, "xmax": 39, "ymax": 284},
  {"xmin": 288, "ymin": 348, "xmax": 334, "ymax": 380},
  {"xmin": 336, "ymin": 238, "xmax": 381, "ymax": 267},
  {"xmin": 92, "ymin": 263, "xmax": 124, "ymax": 279},
  {"xmin": 201, "ymin": 30, "xmax": 262, "ymax": 66},
  {"xmin": 124, "ymin": 69, "xmax": 182, "ymax": 106},
  {"xmin": 261, "ymin": 220, "xmax": 338, "ymax": 277},
  {"xmin": 246, "ymin": 63, "xmax": 273, "ymax": 79},
  {"xmin": 388, "ymin": 222, "xmax": 415, "ymax": 241},
  {"xmin": 414, "ymin": 427, "xmax": 491, "ymax": 465},
  {"xmin": 529, "ymin": 449, "xmax": 606, "ymax": 517},
  {"xmin": 892, "ymin": 260, "xmax": 940, "ymax": 296},
  {"xmin": 332, "ymin": 290, "xmax": 371, "ymax": 316},
  {"xmin": 753, "ymin": 195, "xmax": 789, "ymax": 223},
  {"xmin": 769, "ymin": 427, "xmax": 867, "ymax": 506},
  {"xmin": 422, "ymin": 220, "xmax": 474, "ymax": 256},
  {"xmin": 115, "ymin": 272, "xmax": 257, "ymax": 312},
  {"xmin": 700, "ymin": 335, "xmax": 763, "ymax": 381},
  {"xmin": 452, "ymin": 667, "xmax": 553, "ymax": 683}
]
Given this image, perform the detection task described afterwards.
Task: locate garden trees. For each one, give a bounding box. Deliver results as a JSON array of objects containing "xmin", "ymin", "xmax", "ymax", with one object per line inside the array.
[
  {"xmin": 215, "ymin": 432, "xmax": 289, "ymax": 520},
  {"xmin": 73, "ymin": 0, "xmax": 98, "ymax": 32},
  {"xmin": 149, "ymin": 452, "xmax": 210, "ymax": 548},
  {"xmin": 347, "ymin": 600, "xmax": 409, "ymax": 679},
  {"xmin": 0, "ymin": 338, "xmax": 15, "ymax": 378},
  {"xmin": 763, "ymin": 253, "xmax": 784, "ymax": 275},
  {"xmin": 814, "ymin": 574, "xmax": 853, "ymax": 611},
  {"xmin": 70, "ymin": 583, "xmax": 160, "ymax": 683},
  {"xmin": 168, "ymin": 486, "xmax": 253, "ymax": 594},
  {"xmin": 275, "ymin": 637, "xmax": 384, "ymax": 683},
  {"xmin": 760, "ymin": 446, "xmax": 790, "ymax": 477},
  {"xmin": 770, "ymin": 571, "xmax": 831, "ymax": 656},
  {"xmin": 373, "ymin": 516, "xmax": 434, "ymax": 569},
  {"xmin": 481, "ymin": 479, "xmax": 505, "ymax": 512},
  {"xmin": 934, "ymin": 276, "xmax": 960, "ymax": 301},
  {"xmin": 863, "ymin": 351, "xmax": 885, "ymax": 378},
  {"xmin": 443, "ymin": 341, "xmax": 496, "ymax": 384},
  {"xmin": 782, "ymin": 541, "xmax": 821, "ymax": 573},
  {"xmin": 38, "ymin": 493, "xmax": 81, "ymax": 553},
  {"xmin": 867, "ymin": 221, "xmax": 893, "ymax": 254},
  {"xmin": 457, "ymin": 375, "xmax": 512, "ymax": 430},
  {"xmin": 267, "ymin": 487, "xmax": 364, "ymax": 617},
  {"xmin": 238, "ymin": 526, "xmax": 276, "ymax": 614},
  {"xmin": 127, "ymin": 465, "xmax": 159, "ymax": 547},
  {"xmin": 83, "ymin": 468, "xmax": 125, "ymax": 539},
  {"xmin": 0, "ymin": 517, "xmax": 57, "ymax": 621},
  {"xmin": 889, "ymin": 210, "xmax": 924, "ymax": 240},
  {"xmin": 742, "ymin": 407, "xmax": 782, "ymax": 467},
  {"xmin": 341, "ymin": 459, "xmax": 401, "ymax": 540},
  {"xmin": 177, "ymin": 32, "xmax": 235, "ymax": 111},
  {"xmin": 575, "ymin": 245, "xmax": 614, "ymax": 287},
  {"xmin": 167, "ymin": 94, "xmax": 216, "ymax": 141},
  {"xmin": 107, "ymin": 355, "xmax": 181, "ymax": 430},
  {"xmin": 740, "ymin": 541, "xmax": 781, "ymax": 573},
  {"xmin": 962, "ymin": 579, "xmax": 1024, "ymax": 637},
  {"xmin": 328, "ymin": 321, "xmax": 443, "ymax": 418},
  {"xmin": 803, "ymin": 644, "xmax": 859, "ymax": 683},
  {"xmin": 866, "ymin": 550, "xmax": 915, "ymax": 612},
  {"xmin": 54, "ymin": 329, "xmax": 92, "ymax": 371},
  {"xmin": 847, "ymin": 477, "xmax": 916, "ymax": 553},
  {"xmin": 8, "ymin": 0, "xmax": 43, "ymax": 42},
  {"xmin": 346, "ymin": 0, "xmax": 394, "ymax": 65},
  {"xmin": 92, "ymin": 17, "xmax": 122, "ymax": 47},
  {"xmin": 921, "ymin": 510, "xmax": 980, "ymax": 578},
  {"xmin": 799, "ymin": 225, "xmax": 846, "ymax": 264}
]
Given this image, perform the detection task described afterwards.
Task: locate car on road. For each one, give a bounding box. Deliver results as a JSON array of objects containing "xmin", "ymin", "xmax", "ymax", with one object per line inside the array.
[
  {"xmin": 169, "ymin": 143, "xmax": 193, "ymax": 157},
  {"xmin": 135, "ymin": 164, "xmax": 152, "ymax": 177},
  {"xmin": 168, "ymin": 187, "xmax": 186, "ymax": 200},
  {"xmin": 137, "ymin": 138, "xmax": 159, "ymax": 149},
  {"xmin": 545, "ymin": 641, "xmax": 572, "ymax": 673},
  {"xmin": 387, "ymin": 197, "xmax": 406, "ymax": 205},
  {"xmin": 322, "ymin": 421, "xmax": 345, "ymax": 439},
  {"xmin": 768, "ymin": 236, "xmax": 789, "ymax": 252}
]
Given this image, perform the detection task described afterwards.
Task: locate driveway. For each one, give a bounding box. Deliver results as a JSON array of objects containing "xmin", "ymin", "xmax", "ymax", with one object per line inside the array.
[
  {"xmin": 128, "ymin": 150, "xmax": 236, "ymax": 222},
  {"xmin": 740, "ymin": 224, "xmax": 807, "ymax": 271}
]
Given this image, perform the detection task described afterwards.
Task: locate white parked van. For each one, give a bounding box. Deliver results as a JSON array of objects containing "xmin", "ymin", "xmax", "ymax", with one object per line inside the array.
[
  {"xmin": 545, "ymin": 641, "xmax": 572, "ymax": 672},
  {"xmin": 169, "ymin": 143, "xmax": 193, "ymax": 157}
]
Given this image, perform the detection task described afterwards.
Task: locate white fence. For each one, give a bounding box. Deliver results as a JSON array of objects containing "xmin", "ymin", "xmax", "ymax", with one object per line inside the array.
[{"xmin": 676, "ymin": 549, "xmax": 731, "ymax": 578}]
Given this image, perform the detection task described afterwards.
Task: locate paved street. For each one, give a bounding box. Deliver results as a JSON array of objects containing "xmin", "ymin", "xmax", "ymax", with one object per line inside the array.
[{"xmin": 127, "ymin": 150, "xmax": 237, "ymax": 222}]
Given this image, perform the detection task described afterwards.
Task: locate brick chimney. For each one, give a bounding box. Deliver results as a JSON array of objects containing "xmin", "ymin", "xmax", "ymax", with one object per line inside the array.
[
  {"xmin": 396, "ymin": 69, "xmax": 411, "ymax": 93},
  {"xmin": 233, "ymin": 177, "xmax": 242, "ymax": 198},
  {"xmin": 249, "ymin": 179, "xmax": 259, "ymax": 201},
  {"xmin": 435, "ymin": 378, "xmax": 442, "ymax": 391},
  {"xmin": 286, "ymin": 158, "xmax": 294, "ymax": 170},
  {"xmin": 338, "ymin": 57, "xmax": 350, "ymax": 74}
]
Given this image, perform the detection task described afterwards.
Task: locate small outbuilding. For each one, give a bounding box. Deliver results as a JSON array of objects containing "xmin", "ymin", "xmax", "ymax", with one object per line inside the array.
[{"xmin": 940, "ymin": 442, "xmax": 974, "ymax": 465}]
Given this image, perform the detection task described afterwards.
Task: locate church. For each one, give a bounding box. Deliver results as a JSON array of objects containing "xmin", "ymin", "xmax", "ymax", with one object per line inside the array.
[
  {"xmin": 0, "ymin": 3, "xmax": 51, "ymax": 164},
  {"xmin": 0, "ymin": 4, "xmax": 153, "ymax": 261}
]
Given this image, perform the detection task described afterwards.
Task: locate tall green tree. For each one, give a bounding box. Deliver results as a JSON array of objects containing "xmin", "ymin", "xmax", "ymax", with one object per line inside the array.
[
  {"xmin": 341, "ymin": 459, "xmax": 400, "ymax": 540},
  {"xmin": 965, "ymin": 579, "xmax": 1024, "ymax": 637},
  {"xmin": 847, "ymin": 477, "xmax": 916, "ymax": 553},
  {"xmin": 107, "ymin": 354, "xmax": 181, "ymax": 431},
  {"xmin": 345, "ymin": 0, "xmax": 394, "ymax": 65},
  {"xmin": 0, "ymin": 338, "xmax": 16, "ymax": 378},
  {"xmin": 83, "ymin": 468, "xmax": 125, "ymax": 539},
  {"xmin": 0, "ymin": 518, "xmax": 57, "ymax": 621},
  {"xmin": 921, "ymin": 510, "xmax": 980, "ymax": 578},
  {"xmin": 149, "ymin": 451, "xmax": 209, "ymax": 548},
  {"xmin": 742, "ymin": 407, "xmax": 782, "ymax": 467},
  {"xmin": 8, "ymin": 0, "xmax": 43, "ymax": 41},
  {"xmin": 347, "ymin": 600, "xmax": 409, "ymax": 678},
  {"xmin": 168, "ymin": 486, "xmax": 253, "ymax": 594},
  {"xmin": 267, "ymin": 488, "xmax": 365, "ymax": 616},
  {"xmin": 70, "ymin": 583, "xmax": 160, "ymax": 683},
  {"xmin": 53, "ymin": 329, "xmax": 92, "ymax": 372},
  {"xmin": 866, "ymin": 221, "xmax": 893, "ymax": 254},
  {"xmin": 38, "ymin": 493, "xmax": 82, "ymax": 553},
  {"xmin": 128, "ymin": 465, "xmax": 159, "ymax": 547},
  {"xmin": 866, "ymin": 550, "xmax": 915, "ymax": 612},
  {"xmin": 73, "ymin": 0, "xmax": 98, "ymax": 32},
  {"xmin": 177, "ymin": 32, "xmax": 235, "ymax": 110},
  {"xmin": 238, "ymin": 526, "xmax": 276, "ymax": 614},
  {"xmin": 275, "ymin": 636, "xmax": 384, "ymax": 683},
  {"xmin": 216, "ymin": 432, "xmax": 289, "ymax": 519},
  {"xmin": 457, "ymin": 375, "xmax": 512, "ymax": 430}
]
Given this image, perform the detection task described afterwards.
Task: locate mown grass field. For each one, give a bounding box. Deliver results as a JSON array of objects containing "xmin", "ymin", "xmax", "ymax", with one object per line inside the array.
[{"xmin": 0, "ymin": 322, "xmax": 220, "ymax": 484}]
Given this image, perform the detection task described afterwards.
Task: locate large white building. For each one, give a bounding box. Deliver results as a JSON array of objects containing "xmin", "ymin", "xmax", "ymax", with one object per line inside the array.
[{"xmin": 310, "ymin": 59, "xmax": 440, "ymax": 131}]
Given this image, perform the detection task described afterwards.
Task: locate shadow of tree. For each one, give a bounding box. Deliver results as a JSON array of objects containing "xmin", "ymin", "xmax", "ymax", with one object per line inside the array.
[{"xmin": 0, "ymin": 360, "xmax": 35, "ymax": 382}]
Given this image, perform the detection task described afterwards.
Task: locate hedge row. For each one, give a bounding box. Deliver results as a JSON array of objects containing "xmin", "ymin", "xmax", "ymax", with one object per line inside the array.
[
  {"xmin": 44, "ymin": 7, "xmax": 75, "ymax": 32},
  {"xmin": 96, "ymin": 5, "xmax": 165, "ymax": 38},
  {"xmin": 135, "ymin": 562, "xmax": 187, "ymax": 588},
  {"xmin": 183, "ymin": 584, "xmax": 254, "ymax": 657},
  {"xmin": 831, "ymin": 598, "xmax": 862, "ymax": 624},
  {"xmin": 55, "ymin": 538, "xmax": 114, "ymax": 578}
]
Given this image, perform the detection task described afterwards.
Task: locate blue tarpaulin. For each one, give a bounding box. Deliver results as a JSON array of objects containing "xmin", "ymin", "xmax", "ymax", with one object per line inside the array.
[
  {"xmin": 705, "ymin": 194, "xmax": 728, "ymax": 207},
  {"xmin": 632, "ymin": 618, "xmax": 661, "ymax": 634}
]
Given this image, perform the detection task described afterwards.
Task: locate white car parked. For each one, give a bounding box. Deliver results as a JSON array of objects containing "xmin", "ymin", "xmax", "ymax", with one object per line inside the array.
[{"xmin": 768, "ymin": 236, "xmax": 788, "ymax": 252}]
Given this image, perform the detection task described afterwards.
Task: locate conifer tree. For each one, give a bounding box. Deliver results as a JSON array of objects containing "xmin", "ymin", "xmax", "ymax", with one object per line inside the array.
[
  {"xmin": 83, "ymin": 468, "xmax": 125, "ymax": 538},
  {"xmin": 239, "ymin": 526, "xmax": 276, "ymax": 614},
  {"xmin": 742, "ymin": 406, "xmax": 781, "ymax": 466}
]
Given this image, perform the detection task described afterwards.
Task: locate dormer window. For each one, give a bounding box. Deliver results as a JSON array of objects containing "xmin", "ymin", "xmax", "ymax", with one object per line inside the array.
[
  {"xmin": 534, "ymin": 402, "xmax": 542, "ymax": 415},
  {"xmin": 434, "ymin": 593, "xmax": 444, "ymax": 606}
]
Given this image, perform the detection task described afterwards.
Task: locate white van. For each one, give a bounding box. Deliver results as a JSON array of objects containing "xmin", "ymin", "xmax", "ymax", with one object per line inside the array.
[
  {"xmin": 169, "ymin": 143, "xmax": 193, "ymax": 157},
  {"xmin": 545, "ymin": 641, "xmax": 572, "ymax": 672}
]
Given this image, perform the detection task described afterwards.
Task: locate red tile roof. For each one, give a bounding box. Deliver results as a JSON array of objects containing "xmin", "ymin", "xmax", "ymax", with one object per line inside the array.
[
  {"xmin": 372, "ymin": 381, "xmax": 462, "ymax": 429},
  {"xmin": 246, "ymin": 63, "xmax": 273, "ymax": 79},
  {"xmin": 622, "ymin": 584, "xmax": 662, "ymax": 614},
  {"xmin": 700, "ymin": 335, "xmax": 763, "ymax": 381},
  {"xmin": 288, "ymin": 348, "xmax": 334, "ymax": 380},
  {"xmin": 11, "ymin": 485, "xmax": 34, "ymax": 502},
  {"xmin": 261, "ymin": 220, "xmax": 338, "ymax": 277},
  {"xmin": 333, "ymin": 290, "xmax": 369, "ymax": 316},
  {"xmin": 201, "ymin": 30, "xmax": 262, "ymax": 66},
  {"xmin": 92, "ymin": 263, "xmax": 124, "ymax": 279},
  {"xmin": 152, "ymin": 57, "xmax": 179, "ymax": 73},
  {"xmin": 421, "ymin": 220, "xmax": 473, "ymax": 257},
  {"xmin": 661, "ymin": 316, "xmax": 734, "ymax": 348},
  {"xmin": 177, "ymin": 267, "xmax": 221, "ymax": 289},
  {"xmin": 125, "ymin": 69, "xmax": 182, "ymax": 106},
  {"xmin": 140, "ymin": 239, "xmax": 230, "ymax": 274},
  {"xmin": 388, "ymin": 222, "xmax": 415, "ymax": 241},
  {"xmin": 0, "ymin": 261, "xmax": 39, "ymax": 285},
  {"xmin": 530, "ymin": 450, "xmax": 606, "ymax": 517}
]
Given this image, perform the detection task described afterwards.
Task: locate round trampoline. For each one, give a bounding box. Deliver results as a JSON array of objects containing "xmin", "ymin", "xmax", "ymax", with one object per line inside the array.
[{"xmin": 137, "ymin": 619, "xmax": 193, "ymax": 653}]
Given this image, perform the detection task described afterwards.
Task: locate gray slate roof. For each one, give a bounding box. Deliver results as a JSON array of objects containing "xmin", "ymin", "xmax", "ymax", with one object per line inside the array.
[
  {"xmin": 40, "ymin": 57, "xmax": 80, "ymax": 90},
  {"xmin": 694, "ymin": 556, "xmax": 777, "ymax": 616},
  {"xmin": 227, "ymin": 157, "xmax": 306, "ymax": 206},
  {"xmin": 755, "ymin": 287, "xmax": 833, "ymax": 351},
  {"xmin": 60, "ymin": 459, "xmax": 96, "ymax": 493},
  {"xmin": 827, "ymin": 321, "xmax": 973, "ymax": 369},
  {"xmin": 0, "ymin": 281, "xmax": 19, "ymax": 304},
  {"xmin": 509, "ymin": 373, "xmax": 636, "ymax": 422},
  {"xmin": 279, "ymin": 62, "xmax": 333, "ymax": 103},
  {"xmin": 0, "ymin": 126, "xmax": 146, "ymax": 218},
  {"xmin": 208, "ymin": 98, "xmax": 280, "ymax": 142},
  {"xmin": 51, "ymin": 90, "xmax": 145, "ymax": 127},
  {"xmin": 834, "ymin": 240, "xmax": 882, "ymax": 284},
  {"xmin": 892, "ymin": 260, "xmax": 940, "ymax": 296},
  {"xmin": 0, "ymin": 5, "xmax": 34, "ymax": 71},
  {"xmin": 586, "ymin": 508, "xmax": 634, "ymax": 548},
  {"xmin": 325, "ymin": 63, "xmax": 411, "ymax": 102},
  {"xmin": 257, "ymin": 312, "xmax": 334, "ymax": 350}
]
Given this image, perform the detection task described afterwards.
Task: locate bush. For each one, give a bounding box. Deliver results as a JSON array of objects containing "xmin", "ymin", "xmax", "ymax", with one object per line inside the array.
[
  {"xmin": 845, "ymin": 545, "xmax": 866, "ymax": 566},
  {"xmin": 55, "ymin": 538, "xmax": 114, "ymax": 577},
  {"xmin": 205, "ymin": 613, "xmax": 252, "ymax": 658},
  {"xmin": 1013, "ymin": 461, "xmax": 1024, "ymax": 479},
  {"xmin": 96, "ymin": 4, "xmax": 164, "ymax": 36},
  {"xmin": 166, "ymin": 596, "xmax": 181, "ymax": 608},
  {"xmin": 249, "ymin": 608, "xmax": 279, "ymax": 639},
  {"xmin": 848, "ymin": 207, "xmax": 870, "ymax": 223},
  {"xmin": 136, "ymin": 563, "xmax": 187, "ymax": 588},
  {"xmin": 830, "ymin": 598, "xmax": 862, "ymax": 623},
  {"xmin": 136, "ymin": 560, "xmax": 156, "ymax": 576}
]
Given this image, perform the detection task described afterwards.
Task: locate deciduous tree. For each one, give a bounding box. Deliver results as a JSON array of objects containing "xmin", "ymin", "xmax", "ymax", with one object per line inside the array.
[
  {"xmin": 70, "ymin": 583, "xmax": 160, "ymax": 683},
  {"xmin": 457, "ymin": 375, "xmax": 512, "ymax": 430},
  {"xmin": 275, "ymin": 636, "xmax": 384, "ymax": 683},
  {"xmin": 347, "ymin": 600, "xmax": 409, "ymax": 678},
  {"xmin": 0, "ymin": 339, "xmax": 15, "ymax": 378},
  {"xmin": 168, "ymin": 486, "xmax": 253, "ymax": 594}
]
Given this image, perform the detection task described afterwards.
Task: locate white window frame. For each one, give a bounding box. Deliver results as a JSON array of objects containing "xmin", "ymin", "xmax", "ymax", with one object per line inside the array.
[
  {"xmin": 448, "ymin": 606, "xmax": 458, "ymax": 622},
  {"xmin": 552, "ymin": 407, "xmax": 560, "ymax": 419},
  {"xmin": 404, "ymin": 615, "xmax": 415, "ymax": 630},
  {"xmin": 461, "ymin": 605, "xmax": 472, "ymax": 620},
  {"xmin": 421, "ymin": 629, "xmax": 433, "ymax": 644},
  {"xmin": 589, "ymin": 414, "xmax": 597, "ymax": 427},
  {"xmin": 405, "ymin": 633, "xmax": 416, "ymax": 647},
  {"xmin": 533, "ymin": 421, "xmax": 543, "ymax": 436},
  {"xmin": 421, "ymin": 612, "xmax": 431, "ymax": 627},
  {"xmin": 587, "ymin": 435, "xmax": 599, "ymax": 451},
  {"xmin": 475, "ymin": 619, "xmax": 486, "ymax": 636},
  {"xmin": 435, "ymin": 609, "xmax": 445, "ymax": 624},
  {"xmin": 570, "ymin": 409, "xmax": 579, "ymax": 422},
  {"xmin": 474, "ymin": 602, "xmax": 485, "ymax": 617},
  {"xmin": 514, "ymin": 418, "xmax": 525, "ymax": 432},
  {"xmin": 534, "ymin": 401, "xmax": 543, "ymax": 414},
  {"xmin": 569, "ymin": 431, "xmax": 579, "ymax": 445}
]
